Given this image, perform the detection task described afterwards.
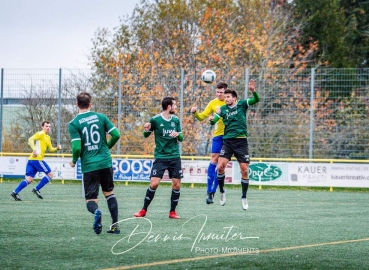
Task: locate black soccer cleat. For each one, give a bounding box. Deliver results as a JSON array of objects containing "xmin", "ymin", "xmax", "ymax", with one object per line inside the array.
[
  {"xmin": 205, "ymin": 192, "xmax": 214, "ymax": 204},
  {"xmin": 93, "ymin": 209, "xmax": 102, "ymax": 234},
  {"xmin": 107, "ymin": 223, "xmax": 120, "ymax": 234},
  {"xmin": 11, "ymin": 192, "xmax": 22, "ymax": 201},
  {"xmin": 32, "ymin": 188, "xmax": 43, "ymax": 199}
]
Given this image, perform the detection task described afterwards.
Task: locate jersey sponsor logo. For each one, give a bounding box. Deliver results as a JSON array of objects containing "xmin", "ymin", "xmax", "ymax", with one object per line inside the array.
[
  {"xmin": 79, "ymin": 114, "xmax": 98, "ymax": 124},
  {"xmin": 225, "ymin": 110, "xmax": 238, "ymax": 119},
  {"xmin": 162, "ymin": 129, "xmax": 175, "ymax": 136}
]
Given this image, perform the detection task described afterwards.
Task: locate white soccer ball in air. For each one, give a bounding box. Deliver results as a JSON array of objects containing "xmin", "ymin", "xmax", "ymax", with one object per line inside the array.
[{"xmin": 201, "ymin": 69, "xmax": 216, "ymax": 84}]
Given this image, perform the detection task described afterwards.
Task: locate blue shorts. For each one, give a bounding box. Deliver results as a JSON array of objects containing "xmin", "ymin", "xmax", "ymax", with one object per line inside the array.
[
  {"xmin": 25, "ymin": 160, "xmax": 52, "ymax": 178},
  {"xmin": 211, "ymin": 136, "xmax": 224, "ymax": 154}
]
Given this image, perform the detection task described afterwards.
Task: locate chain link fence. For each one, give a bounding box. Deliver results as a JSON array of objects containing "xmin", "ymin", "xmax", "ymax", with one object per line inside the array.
[{"xmin": 1, "ymin": 68, "xmax": 368, "ymax": 159}]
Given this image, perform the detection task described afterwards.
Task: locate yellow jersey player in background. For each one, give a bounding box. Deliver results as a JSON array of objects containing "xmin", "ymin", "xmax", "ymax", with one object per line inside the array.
[
  {"xmin": 11, "ymin": 121, "xmax": 62, "ymax": 201},
  {"xmin": 190, "ymin": 81, "xmax": 227, "ymax": 204}
]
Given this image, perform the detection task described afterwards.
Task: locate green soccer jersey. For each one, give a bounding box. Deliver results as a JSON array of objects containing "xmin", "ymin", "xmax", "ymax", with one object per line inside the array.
[
  {"xmin": 211, "ymin": 92, "xmax": 260, "ymax": 139},
  {"xmin": 145, "ymin": 113, "xmax": 182, "ymax": 158},
  {"xmin": 217, "ymin": 100, "xmax": 249, "ymax": 139},
  {"xmin": 68, "ymin": 111, "xmax": 116, "ymax": 173}
]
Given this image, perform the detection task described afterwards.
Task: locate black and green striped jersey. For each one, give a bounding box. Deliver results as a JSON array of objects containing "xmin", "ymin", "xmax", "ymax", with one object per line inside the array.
[{"xmin": 145, "ymin": 113, "xmax": 183, "ymax": 158}]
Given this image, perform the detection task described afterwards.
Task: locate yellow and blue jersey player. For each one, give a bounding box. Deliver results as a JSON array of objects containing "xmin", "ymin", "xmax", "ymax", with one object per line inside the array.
[
  {"xmin": 190, "ymin": 81, "xmax": 227, "ymax": 204},
  {"xmin": 11, "ymin": 121, "xmax": 61, "ymax": 201}
]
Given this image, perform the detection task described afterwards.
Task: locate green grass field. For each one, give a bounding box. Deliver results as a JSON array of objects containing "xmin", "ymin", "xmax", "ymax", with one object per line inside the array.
[{"xmin": 1, "ymin": 181, "xmax": 369, "ymax": 270}]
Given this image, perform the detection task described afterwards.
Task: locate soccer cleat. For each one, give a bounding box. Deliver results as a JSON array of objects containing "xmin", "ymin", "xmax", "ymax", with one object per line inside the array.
[
  {"xmin": 32, "ymin": 188, "xmax": 43, "ymax": 199},
  {"xmin": 93, "ymin": 209, "xmax": 102, "ymax": 234},
  {"xmin": 107, "ymin": 223, "xmax": 120, "ymax": 234},
  {"xmin": 205, "ymin": 192, "xmax": 214, "ymax": 204},
  {"xmin": 220, "ymin": 189, "xmax": 226, "ymax": 206},
  {"xmin": 242, "ymin": 198, "xmax": 249, "ymax": 210},
  {"xmin": 134, "ymin": 209, "xmax": 147, "ymax": 218},
  {"xmin": 11, "ymin": 192, "xmax": 22, "ymax": 201},
  {"xmin": 169, "ymin": 211, "xmax": 181, "ymax": 219}
]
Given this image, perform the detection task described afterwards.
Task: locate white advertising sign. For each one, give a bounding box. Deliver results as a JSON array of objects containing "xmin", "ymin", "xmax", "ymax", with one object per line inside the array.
[
  {"xmin": 289, "ymin": 163, "xmax": 369, "ymax": 188},
  {"xmin": 1, "ymin": 155, "xmax": 369, "ymax": 188},
  {"xmin": 0, "ymin": 156, "xmax": 27, "ymax": 177},
  {"xmin": 34, "ymin": 157, "xmax": 76, "ymax": 180}
]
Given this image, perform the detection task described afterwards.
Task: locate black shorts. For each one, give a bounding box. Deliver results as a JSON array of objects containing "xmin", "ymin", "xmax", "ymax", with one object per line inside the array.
[
  {"xmin": 83, "ymin": 167, "xmax": 114, "ymax": 200},
  {"xmin": 219, "ymin": 138, "xmax": 250, "ymax": 163},
  {"xmin": 150, "ymin": 158, "xmax": 183, "ymax": 179}
]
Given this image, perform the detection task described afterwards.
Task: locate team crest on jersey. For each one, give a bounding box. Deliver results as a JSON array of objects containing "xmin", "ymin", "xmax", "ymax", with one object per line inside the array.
[
  {"xmin": 160, "ymin": 124, "xmax": 164, "ymax": 126},
  {"xmin": 171, "ymin": 122, "xmax": 175, "ymax": 127}
]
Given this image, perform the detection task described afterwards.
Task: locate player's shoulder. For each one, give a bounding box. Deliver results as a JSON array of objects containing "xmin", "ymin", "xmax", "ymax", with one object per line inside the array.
[
  {"xmin": 209, "ymin": 98, "xmax": 223, "ymax": 105},
  {"xmin": 33, "ymin": 130, "xmax": 45, "ymax": 137},
  {"xmin": 238, "ymin": 99, "xmax": 248, "ymax": 105},
  {"xmin": 151, "ymin": 113, "xmax": 162, "ymax": 122},
  {"xmin": 171, "ymin": 114, "xmax": 179, "ymax": 121}
]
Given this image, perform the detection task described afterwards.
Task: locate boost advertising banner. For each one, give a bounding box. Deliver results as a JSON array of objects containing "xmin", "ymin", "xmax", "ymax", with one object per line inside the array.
[
  {"xmin": 76, "ymin": 159, "xmax": 153, "ymax": 181},
  {"xmin": 75, "ymin": 159, "xmax": 233, "ymax": 183}
]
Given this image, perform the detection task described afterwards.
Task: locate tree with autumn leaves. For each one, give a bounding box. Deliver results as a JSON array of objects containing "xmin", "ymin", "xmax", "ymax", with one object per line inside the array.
[
  {"xmin": 89, "ymin": 0, "xmax": 316, "ymax": 156},
  {"xmin": 88, "ymin": 0, "xmax": 368, "ymax": 159}
]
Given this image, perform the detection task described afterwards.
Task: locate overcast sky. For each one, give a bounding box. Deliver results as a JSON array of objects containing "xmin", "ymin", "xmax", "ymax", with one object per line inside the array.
[{"xmin": 0, "ymin": 0, "xmax": 139, "ymax": 69}]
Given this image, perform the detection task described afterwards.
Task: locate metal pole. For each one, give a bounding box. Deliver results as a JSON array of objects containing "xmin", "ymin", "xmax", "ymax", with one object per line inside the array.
[
  {"xmin": 245, "ymin": 68, "xmax": 250, "ymax": 99},
  {"xmin": 57, "ymin": 68, "xmax": 62, "ymax": 145},
  {"xmin": 309, "ymin": 68, "xmax": 315, "ymax": 159},
  {"xmin": 179, "ymin": 68, "xmax": 184, "ymax": 155},
  {"xmin": 0, "ymin": 69, "xmax": 4, "ymax": 152},
  {"xmin": 117, "ymin": 68, "xmax": 122, "ymax": 155}
]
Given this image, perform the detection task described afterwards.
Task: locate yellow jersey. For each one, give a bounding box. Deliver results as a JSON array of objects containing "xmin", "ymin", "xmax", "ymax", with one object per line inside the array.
[
  {"xmin": 194, "ymin": 98, "xmax": 225, "ymax": 137},
  {"xmin": 28, "ymin": 131, "xmax": 58, "ymax": 160}
]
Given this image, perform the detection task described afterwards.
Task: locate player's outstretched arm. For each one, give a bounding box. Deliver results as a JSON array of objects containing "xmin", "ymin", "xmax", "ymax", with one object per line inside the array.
[
  {"xmin": 107, "ymin": 128, "xmax": 121, "ymax": 149},
  {"xmin": 247, "ymin": 79, "xmax": 260, "ymax": 105},
  {"xmin": 209, "ymin": 114, "xmax": 221, "ymax": 125},
  {"xmin": 248, "ymin": 92, "xmax": 260, "ymax": 105},
  {"xmin": 192, "ymin": 103, "xmax": 213, "ymax": 121}
]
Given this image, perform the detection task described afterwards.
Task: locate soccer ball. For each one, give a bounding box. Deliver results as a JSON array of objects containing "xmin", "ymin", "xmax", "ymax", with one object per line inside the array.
[{"xmin": 201, "ymin": 70, "xmax": 216, "ymax": 84}]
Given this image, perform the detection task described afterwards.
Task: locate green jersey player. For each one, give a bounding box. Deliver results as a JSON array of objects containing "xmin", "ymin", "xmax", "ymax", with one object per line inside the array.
[
  {"xmin": 68, "ymin": 92, "xmax": 121, "ymax": 235},
  {"xmin": 134, "ymin": 97, "xmax": 184, "ymax": 219},
  {"xmin": 210, "ymin": 79, "xmax": 260, "ymax": 210}
]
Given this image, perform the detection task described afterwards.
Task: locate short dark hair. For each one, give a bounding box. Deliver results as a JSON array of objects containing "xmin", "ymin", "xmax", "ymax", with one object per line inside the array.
[
  {"xmin": 41, "ymin": 121, "xmax": 50, "ymax": 127},
  {"xmin": 216, "ymin": 81, "xmax": 228, "ymax": 89},
  {"xmin": 77, "ymin": 92, "xmax": 92, "ymax": 109},
  {"xmin": 224, "ymin": 88, "xmax": 237, "ymax": 98},
  {"xmin": 162, "ymin": 97, "xmax": 175, "ymax": 110}
]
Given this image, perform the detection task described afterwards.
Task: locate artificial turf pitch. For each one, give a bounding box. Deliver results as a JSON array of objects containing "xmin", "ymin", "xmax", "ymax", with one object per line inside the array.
[{"xmin": 1, "ymin": 181, "xmax": 368, "ymax": 269}]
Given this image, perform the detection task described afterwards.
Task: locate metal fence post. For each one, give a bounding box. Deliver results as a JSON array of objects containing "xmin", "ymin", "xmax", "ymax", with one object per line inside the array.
[
  {"xmin": 0, "ymin": 68, "xmax": 3, "ymax": 152},
  {"xmin": 245, "ymin": 68, "xmax": 250, "ymax": 99},
  {"xmin": 179, "ymin": 68, "xmax": 184, "ymax": 155},
  {"xmin": 57, "ymin": 68, "xmax": 62, "ymax": 146},
  {"xmin": 117, "ymin": 68, "xmax": 122, "ymax": 155},
  {"xmin": 309, "ymin": 68, "xmax": 315, "ymax": 159}
]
